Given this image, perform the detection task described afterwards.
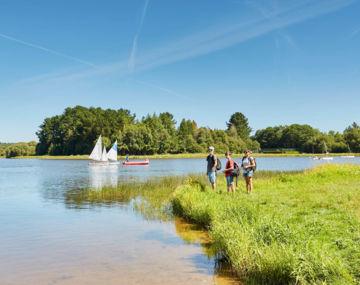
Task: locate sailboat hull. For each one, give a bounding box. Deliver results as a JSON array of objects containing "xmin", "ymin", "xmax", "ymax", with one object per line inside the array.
[
  {"xmin": 89, "ymin": 161, "xmax": 109, "ymax": 166},
  {"xmin": 123, "ymin": 161, "xmax": 149, "ymax": 166}
]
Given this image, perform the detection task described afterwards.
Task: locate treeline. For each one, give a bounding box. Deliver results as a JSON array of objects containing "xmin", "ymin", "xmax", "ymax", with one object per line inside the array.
[
  {"xmin": 36, "ymin": 106, "xmax": 259, "ymax": 155},
  {"xmin": 0, "ymin": 142, "xmax": 37, "ymax": 158},
  {"xmin": 253, "ymin": 122, "xmax": 360, "ymax": 153},
  {"xmin": 2, "ymin": 106, "xmax": 359, "ymax": 157}
]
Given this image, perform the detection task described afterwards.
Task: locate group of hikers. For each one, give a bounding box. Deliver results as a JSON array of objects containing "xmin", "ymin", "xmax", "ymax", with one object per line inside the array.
[{"xmin": 206, "ymin": 146, "xmax": 256, "ymax": 193}]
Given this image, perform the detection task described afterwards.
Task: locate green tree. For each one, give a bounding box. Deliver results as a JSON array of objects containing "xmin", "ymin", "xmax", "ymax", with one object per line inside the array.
[
  {"xmin": 4, "ymin": 141, "xmax": 36, "ymax": 158},
  {"xmin": 227, "ymin": 112, "xmax": 252, "ymax": 140},
  {"xmin": 344, "ymin": 122, "xmax": 360, "ymax": 152},
  {"xmin": 254, "ymin": 126, "xmax": 284, "ymax": 149}
]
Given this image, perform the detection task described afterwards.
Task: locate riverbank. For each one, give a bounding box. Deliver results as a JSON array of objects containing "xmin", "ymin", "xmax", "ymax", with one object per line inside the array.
[
  {"xmin": 6, "ymin": 152, "xmax": 360, "ymax": 159},
  {"xmin": 78, "ymin": 165, "xmax": 360, "ymax": 284},
  {"xmin": 172, "ymin": 164, "xmax": 360, "ymax": 284}
]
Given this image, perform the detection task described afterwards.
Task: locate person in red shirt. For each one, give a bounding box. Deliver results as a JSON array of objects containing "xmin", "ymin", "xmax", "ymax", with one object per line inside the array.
[{"xmin": 223, "ymin": 151, "xmax": 235, "ymax": 193}]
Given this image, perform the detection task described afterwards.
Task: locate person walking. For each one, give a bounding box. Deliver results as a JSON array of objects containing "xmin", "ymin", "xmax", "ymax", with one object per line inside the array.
[
  {"xmin": 241, "ymin": 149, "xmax": 256, "ymax": 194},
  {"xmin": 206, "ymin": 146, "xmax": 217, "ymax": 190},
  {"xmin": 223, "ymin": 151, "xmax": 235, "ymax": 193}
]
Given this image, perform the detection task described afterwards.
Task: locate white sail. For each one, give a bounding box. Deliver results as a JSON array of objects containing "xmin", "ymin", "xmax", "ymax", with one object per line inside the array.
[
  {"xmin": 89, "ymin": 135, "xmax": 102, "ymax": 161},
  {"xmin": 107, "ymin": 140, "xmax": 118, "ymax": 161},
  {"xmin": 100, "ymin": 146, "xmax": 108, "ymax": 162}
]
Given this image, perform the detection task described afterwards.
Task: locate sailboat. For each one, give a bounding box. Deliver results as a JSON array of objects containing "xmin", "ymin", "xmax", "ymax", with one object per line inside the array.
[
  {"xmin": 89, "ymin": 135, "xmax": 109, "ymax": 165},
  {"xmin": 107, "ymin": 140, "xmax": 120, "ymax": 165}
]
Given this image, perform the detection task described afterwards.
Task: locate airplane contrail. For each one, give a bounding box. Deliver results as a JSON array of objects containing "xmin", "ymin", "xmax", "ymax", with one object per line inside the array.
[
  {"xmin": 128, "ymin": 0, "xmax": 150, "ymax": 72},
  {"xmin": 0, "ymin": 33, "xmax": 97, "ymax": 67}
]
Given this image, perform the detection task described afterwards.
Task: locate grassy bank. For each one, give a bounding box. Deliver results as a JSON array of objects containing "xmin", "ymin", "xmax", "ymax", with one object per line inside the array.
[
  {"xmin": 64, "ymin": 175, "xmax": 203, "ymax": 220},
  {"xmin": 73, "ymin": 166, "xmax": 360, "ymax": 283},
  {"xmin": 9, "ymin": 152, "xmax": 360, "ymax": 160},
  {"xmin": 172, "ymin": 164, "xmax": 360, "ymax": 284}
]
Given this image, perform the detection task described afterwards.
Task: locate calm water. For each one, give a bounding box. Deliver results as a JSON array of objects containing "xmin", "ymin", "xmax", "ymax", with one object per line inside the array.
[{"xmin": 0, "ymin": 157, "xmax": 359, "ymax": 285}]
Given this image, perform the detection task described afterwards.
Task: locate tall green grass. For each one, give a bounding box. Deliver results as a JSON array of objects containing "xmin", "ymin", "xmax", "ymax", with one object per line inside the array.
[
  {"xmin": 172, "ymin": 164, "xmax": 360, "ymax": 284},
  {"xmin": 65, "ymin": 174, "xmax": 209, "ymax": 220},
  {"xmin": 67, "ymin": 166, "xmax": 360, "ymax": 283}
]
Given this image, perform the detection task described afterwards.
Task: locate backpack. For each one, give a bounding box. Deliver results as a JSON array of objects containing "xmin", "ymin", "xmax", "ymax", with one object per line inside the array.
[
  {"xmin": 216, "ymin": 157, "xmax": 222, "ymax": 171},
  {"xmin": 231, "ymin": 161, "xmax": 241, "ymax": 187},
  {"xmin": 251, "ymin": 157, "xmax": 257, "ymax": 172},
  {"xmin": 231, "ymin": 161, "xmax": 241, "ymax": 177},
  {"xmin": 242, "ymin": 156, "xmax": 257, "ymax": 172}
]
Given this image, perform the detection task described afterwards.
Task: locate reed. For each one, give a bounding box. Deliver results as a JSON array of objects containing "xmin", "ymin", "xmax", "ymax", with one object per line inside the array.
[{"xmin": 65, "ymin": 174, "xmax": 206, "ymax": 220}]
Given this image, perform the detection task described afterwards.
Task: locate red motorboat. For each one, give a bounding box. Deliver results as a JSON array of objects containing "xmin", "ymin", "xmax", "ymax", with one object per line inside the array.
[{"xmin": 123, "ymin": 161, "xmax": 149, "ymax": 166}]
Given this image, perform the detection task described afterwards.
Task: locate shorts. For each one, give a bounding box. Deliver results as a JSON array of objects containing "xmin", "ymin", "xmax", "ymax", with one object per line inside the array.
[
  {"xmin": 226, "ymin": 176, "xmax": 234, "ymax": 185},
  {"xmin": 208, "ymin": 171, "xmax": 216, "ymax": 184},
  {"xmin": 243, "ymin": 171, "xmax": 253, "ymax": 178}
]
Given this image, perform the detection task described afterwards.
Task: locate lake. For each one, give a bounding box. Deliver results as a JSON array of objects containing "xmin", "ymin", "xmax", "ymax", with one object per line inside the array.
[{"xmin": 0, "ymin": 157, "xmax": 359, "ymax": 284}]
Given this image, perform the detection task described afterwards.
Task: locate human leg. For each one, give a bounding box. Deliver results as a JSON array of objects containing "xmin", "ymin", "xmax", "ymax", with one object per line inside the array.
[
  {"xmin": 245, "ymin": 177, "xmax": 252, "ymax": 193},
  {"xmin": 226, "ymin": 176, "xmax": 234, "ymax": 193},
  {"xmin": 231, "ymin": 183, "xmax": 235, "ymax": 193},
  {"xmin": 208, "ymin": 171, "xmax": 216, "ymax": 190}
]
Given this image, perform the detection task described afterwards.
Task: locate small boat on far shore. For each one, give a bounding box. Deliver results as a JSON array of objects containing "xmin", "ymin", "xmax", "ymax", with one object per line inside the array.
[
  {"xmin": 312, "ymin": 155, "xmax": 333, "ymax": 161},
  {"xmin": 341, "ymin": 155, "xmax": 355, "ymax": 158},
  {"xmin": 321, "ymin": 156, "xmax": 333, "ymax": 160},
  {"xmin": 123, "ymin": 161, "xmax": 149, "ymax": 166}
]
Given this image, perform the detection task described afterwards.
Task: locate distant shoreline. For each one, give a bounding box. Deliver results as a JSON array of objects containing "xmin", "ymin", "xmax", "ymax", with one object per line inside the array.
[{"xmin": 3, "ymin": 153, "xmax": 359, "ymax": 160}]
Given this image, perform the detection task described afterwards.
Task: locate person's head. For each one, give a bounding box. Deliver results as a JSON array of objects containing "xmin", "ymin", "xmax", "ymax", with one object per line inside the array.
[
  {"xmin": 208, "ymin": 146, "xmax": 215, "ymax": 154},
  {"xmin": 225, "ymin": 151, "xmax": 232, "ymax": 159},
  {"xmin": 244, "ymin": 149, "xmax": 251, "ymax": 157}
]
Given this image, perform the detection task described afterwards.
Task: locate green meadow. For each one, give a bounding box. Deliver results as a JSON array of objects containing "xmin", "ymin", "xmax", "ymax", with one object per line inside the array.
[
  {"xmin": 173, "ymin": 164, "xmax": 360, "ymax": 284},
  {"xmin": 76, "ymin": 164, "xmax": 360, "ymax": 284}
]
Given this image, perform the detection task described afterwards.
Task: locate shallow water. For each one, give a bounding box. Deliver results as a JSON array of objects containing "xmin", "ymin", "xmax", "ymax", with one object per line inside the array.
[{"xmin": 0, "ymin": 157, "xmax": 359, "ymax": 284}]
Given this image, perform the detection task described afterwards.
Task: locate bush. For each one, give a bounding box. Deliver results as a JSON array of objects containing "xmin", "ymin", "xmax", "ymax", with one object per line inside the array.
[{"xmin": 4, "ymin": 141, "xmax": 37, "ymax": 158}]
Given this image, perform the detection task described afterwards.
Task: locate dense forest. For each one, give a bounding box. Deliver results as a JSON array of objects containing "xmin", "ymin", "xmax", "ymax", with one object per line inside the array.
[
  {"xmin": 1, "ymin": 106, "xmax": 359, "ymax": 157},
  {"xmin": 34, "ymin": 106, "xmax": 259, "ymax": 156}
]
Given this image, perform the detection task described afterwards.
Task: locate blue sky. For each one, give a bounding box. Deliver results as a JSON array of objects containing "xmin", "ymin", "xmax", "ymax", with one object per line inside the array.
[{"xmin": 0, "ymin": 0, "xmax": 359, "ymax": 142}]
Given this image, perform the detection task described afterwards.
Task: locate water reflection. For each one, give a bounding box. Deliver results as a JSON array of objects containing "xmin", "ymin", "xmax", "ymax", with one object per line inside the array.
[
  {"xmin": 174, "ymin": 218, "xmax": 241, "ymax": 285},
  {"xmin": 61, "ymin": 175, "xmax": 240, "ymax": 283},
  {"xmin": 88, "ymin": 164, "xmax": 119, "ymax": 189}
]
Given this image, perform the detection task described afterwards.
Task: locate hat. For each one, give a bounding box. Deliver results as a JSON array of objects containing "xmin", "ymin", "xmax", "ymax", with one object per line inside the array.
[{"xmin": 208, "ymin": 146, "xmax": 215, "ymax": 151}]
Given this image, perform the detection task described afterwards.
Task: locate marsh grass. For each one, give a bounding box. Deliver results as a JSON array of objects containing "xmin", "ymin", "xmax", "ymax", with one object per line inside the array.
[
  {"xmin": 172, "ymin": 164, "xmax": 360, "ymax": 284},
  {"xmin": 65, "ymin": 174, "xmax": 210, "ymax": 220},
  {"xmin": 66, "ymin": 166, "xmax": 360, "ymax": 283}
]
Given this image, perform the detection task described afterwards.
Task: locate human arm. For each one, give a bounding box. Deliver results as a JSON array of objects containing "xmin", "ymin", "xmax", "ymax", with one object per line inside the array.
[
  {"xmin": 211, "ymin": 155, "xmax": 217, "ymax": 172},
  {"xmin": 223, "ymin": 160, "xmax": 234, "ymax": 173}
]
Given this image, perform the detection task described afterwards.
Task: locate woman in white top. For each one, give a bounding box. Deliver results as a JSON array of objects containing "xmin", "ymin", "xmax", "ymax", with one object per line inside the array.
[{"xmin": 241, "ymin": 149, "xmax": 256, "ymax": 194}]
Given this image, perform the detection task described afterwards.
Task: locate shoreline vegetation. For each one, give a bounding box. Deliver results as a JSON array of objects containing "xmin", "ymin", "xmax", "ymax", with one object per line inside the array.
[
  {"xmin": 3, "ymin": 106, "xmax": 359, "ymax": 158},
  {"xmin": 3, "ymin": 152, "xmax": 360, "ymax": 159},
  {"xmin": 73, "ymin": 164, "xmax": 360, "ymax": 284}
]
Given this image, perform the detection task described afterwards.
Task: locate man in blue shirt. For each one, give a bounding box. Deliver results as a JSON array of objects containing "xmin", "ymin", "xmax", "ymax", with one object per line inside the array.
[{"xmin": 206, "ymin": 146, "xmax": 217, "ymax": 190}]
